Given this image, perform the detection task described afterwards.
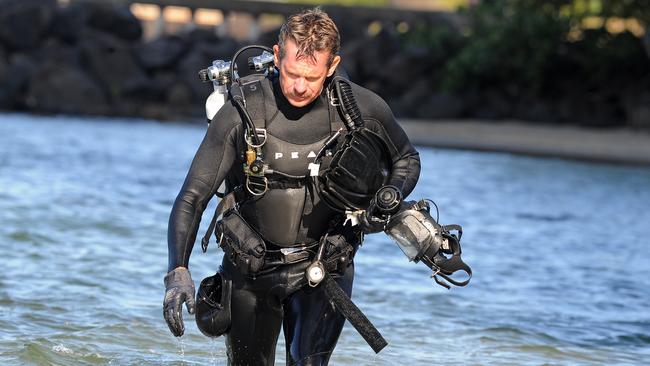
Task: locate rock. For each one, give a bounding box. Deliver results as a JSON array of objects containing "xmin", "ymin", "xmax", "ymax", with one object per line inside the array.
[
  {"xmin": 121, "ymin": 71, "xmax": 177, "ymax": 102},
  {"xmin": 380, "ymin": 46, "xmax": 432, "ymax": 93},
  {"xmin": 177, "ymin": 47, "xmax": 222, "ymax": 103},
  {"xmin": 85, "ymin": 3, "xmax": 142, "ymax": 42},
  {"xmin": 643, "ymin": 28, "xmax": 650, "ymax": 58},
  {"xmin": 469, "ymin": 90, "xmax": 513, "ymax": 120},
  {"xmin": 135, "ymin": 35, "xmax": 188, "ymax": 70},
  {"xmin": 34, "ymin": 38, "xmax": 81, "ymax": 68},
  {"xmin": 393, "ymin": 78, "xmax": 432, "ymax": 116},
  {"xmin": 78, "ymin": 30, "xmax": 149, "ymax": 100},
  {"xmin": 627, "ymin": 95, "xmax": 650, "ymax": 129},
  {"xmin": 416, "ymin": 92, "xmax": 465, "ymax": 119},
  {"xmin": 185, "ymin": 28, "xmax": 220, "ymax": 44},
  {"xmin": 167, "ymin": 82, "xmax": 193, "ymax": 107},
  {"xmin": 50, "ymin": 3, "xmax": 89, "ymax": 44},
  {"xmin": 512, "ymin": 98, "xmax": 555, "ymax": 122},
  {"xmin": 24, "ymin": 64, "xmax": 108, "ymax": 115},
  {"xmin": 623, "ymin": 88, "xmax": 650, "ymax": 129},
  {"xmin": 0, "ymin": 0, "xmax": 57, "ymax": 50},
  {"xmin": 0, "ymin": 50, "xmax": 8, "ymax": 108},
  {"xmin": 0, "ymin": 53, "xmax": 37, "ymax": 109},
  {"xmin": 254, "ymin": 27, "xmax": 279, "ymax": 48}
]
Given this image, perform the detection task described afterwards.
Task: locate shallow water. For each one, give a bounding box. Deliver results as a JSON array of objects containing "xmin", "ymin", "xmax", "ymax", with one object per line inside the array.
[{"xmin": 1, "ymin": 113, "xmax": 649, "ymax": 365}]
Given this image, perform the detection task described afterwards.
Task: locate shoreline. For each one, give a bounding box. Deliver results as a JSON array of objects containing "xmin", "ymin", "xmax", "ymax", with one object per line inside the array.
[{"xmin": 399, "ymin": 119, "xmax": 650, "ymax": 166}]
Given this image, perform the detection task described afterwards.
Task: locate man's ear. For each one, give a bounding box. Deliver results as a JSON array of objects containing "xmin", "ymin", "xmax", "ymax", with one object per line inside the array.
[
  {"xmin": 273, "ymin": 45, "xmax": 281, "ymax": 67},
  {"xmin": 327, "ymin": 55, "xmax": 341, "ymax": 77}
]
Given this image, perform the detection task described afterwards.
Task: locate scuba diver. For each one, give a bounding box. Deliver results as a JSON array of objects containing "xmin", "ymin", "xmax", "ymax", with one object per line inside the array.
[{"xmin": 164, "ymin": 7, "xmax": 469, "ymax": 366}]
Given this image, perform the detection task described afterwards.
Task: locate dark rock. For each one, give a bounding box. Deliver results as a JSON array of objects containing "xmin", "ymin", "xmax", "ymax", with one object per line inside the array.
[
  {"xmin": 416, "ymin": 92, "xmax": 465, "ymax": 119},
  {"xmin": 0, "ymin": 53, "xmax": 37, "ymax": 109},
  {"xmin": 0, "ymin": 51, "xmax": 8, "ymax": 108},
  {"xmin": 627, "ymin": 95, "xmax": 650, "ymax": 129},
  {"xmin": 24, "ymin": 64, "xmax": 108, "ymax": 115},
  {"xmin": 185, "ymin": 28, "xmax": 220, "ymax": 44},
  {"xmin": 86, "ymin": 4, "xmax": 142, "ymax": 42},
  {"xmin": 50, "ymin": 3, "xmax": 90, "ymax": 44},
  {"xmin": 469, "ymin": 91, "xmax": 513, "ymax": 120},
  {"xmin": 255, "ymin": 27, "xmax": 280, "ymax": 48},
  {"xmin": 354, "ymin": 29, "xmax": 401, "ymax": 82},
  {"xmin": 197, "ymin": 38, "xmax": 241, "ymax": 62},
  {"xmin": 556, "ymin": 92, "xmax": 623, "ymax": 127},
  {"xmin": 167, "ymin": 82, "xmax": 193, "ymax": 107},
  {"xmin": 380, "ymin": 46, "xmax": 431, "ymax": 93},
  {"xmin": 136, "ymin": 36, "xmax": 188, "ymax": 70},
  {"xmin": 512, "ymin": 98, "xmax": 555, "ymax": 122},
  {"xmin": 177, "ymin": 47, "xmax": 220, "ymax": 102},
  {"xmin": 121, "ymin": 71, "xmax": 178, "ymax": 102},
  {"xmin": 643, "ymin": 29, "xmax": 650, "ymax": 58},
  {"xmin": 78, "ymin": 30, "xmax": 149, "ymax": 100},
  {"xmin": 623, "ymin": 89, "xmax": 650, "ymax": 129},
  {"xmin": 0, "ymin": 0, "xmax": 56, "ymax": 50},
  {"xmin": 393, "ymin": 79, "xmax": 432, "ymax": 116},
  {"xmin": 34, "ymin": 38, "xmax": 81, "ymax": 69}
]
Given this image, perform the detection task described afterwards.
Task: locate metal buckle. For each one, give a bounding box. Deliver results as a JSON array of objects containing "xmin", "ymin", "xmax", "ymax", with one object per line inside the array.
[
  {"xmin": 246, "ymin": 128, "xmax": 267, "ymax": 148},
  {"xmin": 327, "ymin": 87, "xmax": 340, "ymax": 107}
]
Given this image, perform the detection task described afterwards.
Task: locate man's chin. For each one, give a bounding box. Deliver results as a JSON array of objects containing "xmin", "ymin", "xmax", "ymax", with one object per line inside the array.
[{"xmin": 287, "ymin": 97, "xmax": 315, "ymax": 108}]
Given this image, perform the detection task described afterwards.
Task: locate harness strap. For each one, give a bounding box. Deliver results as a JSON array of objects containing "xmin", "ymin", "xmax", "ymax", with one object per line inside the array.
[
  {"xmin": 266, "ymin": 179, "xmax": 307, "ymax": 190},
  {"xmin": 201, "ymin": 188, "xmax": 244, "ymax": 253},
  {"xmin": 240, "ymin": 77, "xmax": 267, "ymax": 130}
]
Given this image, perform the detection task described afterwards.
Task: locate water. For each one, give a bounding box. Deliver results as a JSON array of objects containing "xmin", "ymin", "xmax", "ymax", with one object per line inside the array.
[{"xmin": 1, "ymin": 113, "xmax": 649, "ymax": 365}]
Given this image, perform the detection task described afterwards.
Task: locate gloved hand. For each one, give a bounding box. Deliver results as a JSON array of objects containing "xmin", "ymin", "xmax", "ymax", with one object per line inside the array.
[
  {"xmin": 359, "ymin": 185, "xmax": 402, "ymax": 234},
  {"xmin": 163, "ymin": 267, "xmax": 196, "ymax": 337},
  {"xmin": 358, "ymin": 203, "xmax": 387, "ymax": 234}
]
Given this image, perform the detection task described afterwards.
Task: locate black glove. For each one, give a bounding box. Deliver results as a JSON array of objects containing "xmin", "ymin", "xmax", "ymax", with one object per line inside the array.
[
  {"xmin": 163, "ymin": 267, "xmax": 196, "ymax": 337},
  {"xmin": 358, "ymin": 202, "xmax": 387, "ymax": 234},
  {"xmin": 359, "ymin": 185, "xmax": 402, "ymax": 234}
]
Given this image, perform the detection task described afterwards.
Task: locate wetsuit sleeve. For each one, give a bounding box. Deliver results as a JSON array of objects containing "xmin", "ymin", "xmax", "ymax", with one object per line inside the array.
[
  {"xmin": 357, "ymin": 86, "xmax": 421, "ymax": 199},
  {"xmin": 167, "ymin": 105, "xmax": 241, "ymax": 272}
]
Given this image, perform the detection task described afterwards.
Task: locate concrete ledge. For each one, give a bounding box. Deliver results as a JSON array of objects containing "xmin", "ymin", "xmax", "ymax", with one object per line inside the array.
[{"xmin": 399, "ymin": 119, "xmax": 650, "ymax": 165}]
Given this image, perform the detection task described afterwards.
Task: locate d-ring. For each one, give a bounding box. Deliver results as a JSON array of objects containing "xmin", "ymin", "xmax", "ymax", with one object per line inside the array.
[
  {"xmin": 246, "ymin": 176, "xmax": 268, "ymax": 196},
  {"xmin": 246, "ymin": 128, "xmax": 267, "ymax": 148}
]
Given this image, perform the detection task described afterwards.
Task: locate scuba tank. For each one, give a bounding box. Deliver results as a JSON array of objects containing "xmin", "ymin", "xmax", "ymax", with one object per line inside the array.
[
  {"xmin": 198, "ymin": 46, "xmax": 275, "ymax": 124},
  {"xmin": 198, "ymin": 46, "xmax": 276, "ymax": 196}
]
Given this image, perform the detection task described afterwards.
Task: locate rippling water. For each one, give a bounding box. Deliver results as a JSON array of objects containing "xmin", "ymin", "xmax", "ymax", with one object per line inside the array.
[{"xmin": 1, "ymin": 113, "xmax": 649, "ymax": 365}]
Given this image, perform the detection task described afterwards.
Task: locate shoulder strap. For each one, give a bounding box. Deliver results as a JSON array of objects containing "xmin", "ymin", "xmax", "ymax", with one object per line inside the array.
[{"xmin": 239, "ymin": 76, "xmax": 267, "ymax": 129}]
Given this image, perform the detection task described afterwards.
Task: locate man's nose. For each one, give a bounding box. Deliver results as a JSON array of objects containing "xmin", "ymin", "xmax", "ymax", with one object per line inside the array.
[{"xmin": 294, "ymin": 78, "xmax": 307, "ymax": 94}]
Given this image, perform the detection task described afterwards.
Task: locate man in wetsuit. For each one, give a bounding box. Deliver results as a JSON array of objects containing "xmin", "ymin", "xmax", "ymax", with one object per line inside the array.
[{"xmin": 163, "ymin": 8, "xmax": 420, "ymax": 365}]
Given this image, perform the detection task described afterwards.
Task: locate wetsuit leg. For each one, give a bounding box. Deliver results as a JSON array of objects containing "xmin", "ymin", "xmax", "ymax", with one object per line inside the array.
[
  {"xmin": 223, "ymin": 258, "xmax": 284, "ymax": 366},
  {"xmin": 283, "ymin": 262, "xmax": 355, "ymax": 366}
]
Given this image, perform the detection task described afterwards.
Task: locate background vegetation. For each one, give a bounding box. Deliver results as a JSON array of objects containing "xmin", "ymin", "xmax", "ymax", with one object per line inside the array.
[{"xmin": 388, "ymin": 0, "xmax": 650, "ymax": 127}]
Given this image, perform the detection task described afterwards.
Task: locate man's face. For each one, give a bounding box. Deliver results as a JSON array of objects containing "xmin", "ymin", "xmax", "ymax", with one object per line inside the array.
[{"xmin": 273, "ymin": 39, "xmax": 341, "ymax": 108}]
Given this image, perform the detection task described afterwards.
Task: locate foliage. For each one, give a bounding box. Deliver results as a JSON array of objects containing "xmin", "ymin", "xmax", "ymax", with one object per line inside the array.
[{"xmin": 440, "ymin": 0, "xmax": 571, "ymax": 94}]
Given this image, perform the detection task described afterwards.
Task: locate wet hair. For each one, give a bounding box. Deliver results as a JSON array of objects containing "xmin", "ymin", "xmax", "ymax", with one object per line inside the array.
[{"xmin": 278, "ymin": 7, "xmax": 340, "ymax": 65}]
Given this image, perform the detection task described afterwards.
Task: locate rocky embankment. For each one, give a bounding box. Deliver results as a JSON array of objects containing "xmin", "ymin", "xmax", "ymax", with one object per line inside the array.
[{"xmin": 1, "ymin": 0, "xmax": 648, "ymax": 127}]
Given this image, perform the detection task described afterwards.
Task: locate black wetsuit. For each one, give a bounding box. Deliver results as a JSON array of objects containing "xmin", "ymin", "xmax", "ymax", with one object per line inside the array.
[{"xmin": 168, "ymin": 75, "xmax": 420, "ymax": 365}]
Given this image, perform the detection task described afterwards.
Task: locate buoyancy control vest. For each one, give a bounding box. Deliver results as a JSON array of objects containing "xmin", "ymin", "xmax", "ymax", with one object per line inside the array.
[{"xmin": 233, "ymin": 73, "xmax": 347, "ymax": 246}]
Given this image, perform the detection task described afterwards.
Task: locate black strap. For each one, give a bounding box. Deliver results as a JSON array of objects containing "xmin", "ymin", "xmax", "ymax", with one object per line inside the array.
[
  {"xmin": 240, "ymin": 77, "xmax": 267, "ymax": 130},
  {"xmin": 429, "ymin": 234, "xmax": 472, "ymax": 289},
  {"xmin": 201, "ymin": 189, "xmax": 242, "ymax": 253},
  {"xmin": 322, "ymin": 274, "xmax": 387, "ymax": 353},
  {"xmin": 266, "ymin": 179, "xmax": 307, "ymax": 190}
]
